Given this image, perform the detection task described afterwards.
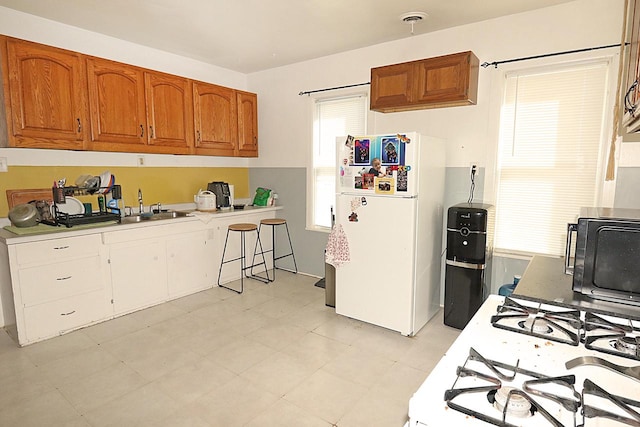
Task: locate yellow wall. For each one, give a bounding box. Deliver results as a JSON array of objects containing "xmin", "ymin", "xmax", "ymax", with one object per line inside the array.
[{"xmin": 1, "ymin": 166, "xmax": 249, "ymax": 216}]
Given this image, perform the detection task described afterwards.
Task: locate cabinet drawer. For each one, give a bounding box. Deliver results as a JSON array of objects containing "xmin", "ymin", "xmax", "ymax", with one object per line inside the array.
[
  {"xmin": 15, "ymin": 234, "xmax": 101, "ymax": 265},
  {"xmin": 19, "ymin": 256, "xmax": 103, "ymax": 306},
  {"xmin": 23, "ymin": 290, "xmax": 107, "ymax": 343}
]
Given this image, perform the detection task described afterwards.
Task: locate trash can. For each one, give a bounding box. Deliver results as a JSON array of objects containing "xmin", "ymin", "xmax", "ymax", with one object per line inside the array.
[{"xmin": 325, "ymin": 262, "xmax": 335, "ymax": 307}]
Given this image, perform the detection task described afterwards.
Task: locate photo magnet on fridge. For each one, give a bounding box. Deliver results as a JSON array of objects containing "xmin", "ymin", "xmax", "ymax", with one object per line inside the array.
[
  {"xmin": 381, "ymin": 138, "xmax": 399, "ymax": 165},
  {"xmin": 344, "ymin": 135, "xmax": 354, "ymax": 147},
  {"xmin": 362, "ymin": 173, "xmax": 374, "ymax": 189},
  {"xmin": 397, "ymin": 170, "xmax": 408, "ymax": 192},
  {"xmin": 353, "ymin": 139, "xmax": 370, "ymax": 165},
  {"xmin": 375, "ymin": 177, "xmax": 395, "ymax": 194}
]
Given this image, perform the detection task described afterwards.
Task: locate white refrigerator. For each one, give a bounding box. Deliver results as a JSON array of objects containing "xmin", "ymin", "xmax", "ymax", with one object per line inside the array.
[{"xmin": 333, "ymin": 132, "xmax": 445, "ymax": 336}]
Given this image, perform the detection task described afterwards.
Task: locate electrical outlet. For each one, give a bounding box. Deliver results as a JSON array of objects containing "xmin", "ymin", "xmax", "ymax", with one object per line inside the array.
[
  {"xmin": 0, "ymin": 157, "xmax": 7, "ymax": 172},
  {"xmin": 137, "ymin": 156, "xmax": 145, "ymax": 167}
]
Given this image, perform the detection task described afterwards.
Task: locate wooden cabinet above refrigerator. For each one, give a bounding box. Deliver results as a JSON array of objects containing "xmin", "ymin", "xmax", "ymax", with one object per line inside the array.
[{"xmin": 370, "ymin": 51, "xmax": 479, "ymax": 113}]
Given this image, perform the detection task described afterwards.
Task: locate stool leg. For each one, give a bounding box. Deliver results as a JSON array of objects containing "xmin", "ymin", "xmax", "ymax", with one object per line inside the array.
[
  {"xmin": 218, "ymin": 229, "xmax": 244, "ymax": 294},
  {"xmin": 272, "ymin": 224, "xmax": 278, "ymax": 280},
  {"xmin": 283, "ymin": 222, "xmax": 298, "ymax": 274},
  {"xmin": 249, "ymin": 228, "xmax": 271, "ymax": 283},
  {"xmin": 271, "ymin": 223, "xmax": 298, "ymax": 275},
  {"xmin": 217, "ymin": 228, "xmax": 231, "ymax": 287}
]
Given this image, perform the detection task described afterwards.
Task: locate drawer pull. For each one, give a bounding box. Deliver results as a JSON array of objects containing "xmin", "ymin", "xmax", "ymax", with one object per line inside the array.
[
  {"xmin": 53, "ymin": 246, "xmax": 70, "ymax": 250},
  {"xmin": 60, "ymin": 310, "xmax": 76, "ymax": 316},
  {"xmin": 56, "ymin": 276, "xmax": 72, "ymax": 281}
]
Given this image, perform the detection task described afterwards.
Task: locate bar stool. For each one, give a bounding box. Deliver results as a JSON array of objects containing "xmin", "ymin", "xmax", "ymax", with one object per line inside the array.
[
  {"xmin": 217, "ymin": 223, "xmax": 270, "ymax": 293},
  {"xmin": 252, "ymin": 218, "xmax": 298, "ymax": 281}
]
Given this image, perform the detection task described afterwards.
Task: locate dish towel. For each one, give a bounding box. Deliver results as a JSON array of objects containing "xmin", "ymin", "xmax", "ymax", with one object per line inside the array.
[{"xmin": 325, "ymin": 224, "xmax": 350, "ymax": 268}]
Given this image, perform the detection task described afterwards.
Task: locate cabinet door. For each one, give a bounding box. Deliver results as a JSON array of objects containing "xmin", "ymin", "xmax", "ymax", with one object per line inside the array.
[
  {"xmin": 109, "ymin": 239, "xmax": 167, "ymax": 315},
  {"xmin": 415, "ymin": 51, "xmax": 477, "ymax": 105},
  {"xmin": 5, "ymin": 38, "xmax": 87, "ymax": 149},
  {"xmin": 237, "ymin": 91, "xmax": 258, "ymax": 157},
  {"xmin": 87, "ymin": 58, "xmax": 147, "ymax": 147},
  {"xmin": 193, "ymin": 81, "xmax": 238, "ymax": 156},
  {"xmin": 167, "ymin": 230, "xmax": 215, "ymax": 297},
  {"xmin": 145, "ymin": 72, "xmax": 193, "ymax": 153},
  {"xmin": 370, "ymin": 62, "xmax": 415, "ymax": 111}
]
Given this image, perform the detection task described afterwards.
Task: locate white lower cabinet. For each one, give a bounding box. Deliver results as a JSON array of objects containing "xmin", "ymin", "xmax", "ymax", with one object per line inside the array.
[
  {"xmin": 6, "ymin": 234, "xmax": 109, "ymax": 346},
  {"xmin": 109, "ymin": 238, "xmax": 168, "ymax": 315},
  {"xmin": 3, "ymin": 207, "xmax": 280, "ymax": 345},
  {"xmin": 23, "ymin": 290, "xmax": 106, "ymax": 343},
  {"xmin": 167, "ymin": 229, "xmax": 215, "ymax": 298}
]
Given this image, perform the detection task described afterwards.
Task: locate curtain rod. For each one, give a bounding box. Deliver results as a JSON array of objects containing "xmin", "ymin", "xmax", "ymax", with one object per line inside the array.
[
  {"xmin": 298, "ymin": 81, "xmax": 370, "ymax": 96},
  {"xmin": 481, "ymin": 43, "xmax": 626, "ymax": 69}
]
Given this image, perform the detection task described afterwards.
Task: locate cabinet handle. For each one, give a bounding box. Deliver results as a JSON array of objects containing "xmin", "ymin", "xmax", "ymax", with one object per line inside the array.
[
  {"xmin": 60, "ymin": 310, "xmax": 76, "ymax": 316},
  {"xmin": 56, "ymin": 276, "xmax": 72, "ymax": 281},
  {"xmin": 53, "ymin": 245, "xmax": 69, "ymax": 250},
  {"xmin": 625, "ymin": 80, "xmax": 638, "ymax": 114},
  {"xmin": 77, "ymin": 118, "xmax": 82, "ymax": 133},
  {"xmin": 140, "ymin": 125, "xmax": 144, "ymax": 137},
  {"xmin": 149, "ymin": 126, "xmax": 154, "ymax": 138}
]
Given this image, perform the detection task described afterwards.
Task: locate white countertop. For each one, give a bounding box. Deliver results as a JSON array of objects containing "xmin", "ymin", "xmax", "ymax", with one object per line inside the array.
[{"xmin": 0, "ymin": 205, "xmax": 282, "ymax": 244}]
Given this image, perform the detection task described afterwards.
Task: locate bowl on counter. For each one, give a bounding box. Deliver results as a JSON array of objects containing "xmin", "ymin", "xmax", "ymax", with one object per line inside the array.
[{"xmin": 8, "ymin": 203, "xmax": 39, "ymax": 227}]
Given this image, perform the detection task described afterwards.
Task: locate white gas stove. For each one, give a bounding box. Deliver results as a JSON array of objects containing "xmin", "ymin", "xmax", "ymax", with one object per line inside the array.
[{"xmin": 408, "ymin": 295, "xmax": 640, "ymax": 427}]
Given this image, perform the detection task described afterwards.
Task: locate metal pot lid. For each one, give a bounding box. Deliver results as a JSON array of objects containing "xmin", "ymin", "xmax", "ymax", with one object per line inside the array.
[{"xmin": 8, "ymin": 203, "xmax": 38, "ymax": 227}]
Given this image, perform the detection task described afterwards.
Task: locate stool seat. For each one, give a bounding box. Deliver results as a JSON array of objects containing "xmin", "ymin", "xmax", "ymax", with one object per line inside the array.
[
  {"xmin": 229, "ymin": 223, "xmax": 258, "ymax": 232},
  {"xmin": 260, "ymin": 218, "xmax": 287, "ymax": 226}
]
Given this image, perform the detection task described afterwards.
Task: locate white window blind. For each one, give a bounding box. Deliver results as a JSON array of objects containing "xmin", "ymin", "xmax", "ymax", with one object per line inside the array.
[
  {"xmin": 495, "ymin": 61, "xmax": 609, "ymax": 256},
  {"xmin": 312, "ymin": 95, "xmax": 366, "ymax": 229}
]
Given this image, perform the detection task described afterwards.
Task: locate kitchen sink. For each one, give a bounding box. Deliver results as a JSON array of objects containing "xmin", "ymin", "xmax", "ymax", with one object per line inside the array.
[{"xmin": 121, "ymin": 210, "xmax": 190, "ymax": 224}]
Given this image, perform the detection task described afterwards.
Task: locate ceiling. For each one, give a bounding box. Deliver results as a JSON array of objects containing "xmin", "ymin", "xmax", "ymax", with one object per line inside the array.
[{"xmin": 0, "ymin": 0, "xmax": 576, "ymax": 74}]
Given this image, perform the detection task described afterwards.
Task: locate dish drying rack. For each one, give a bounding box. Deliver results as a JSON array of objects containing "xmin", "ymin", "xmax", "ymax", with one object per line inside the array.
[{"xmin": 44, "ymin": 185, "xmax": 122, "ymax": 228}]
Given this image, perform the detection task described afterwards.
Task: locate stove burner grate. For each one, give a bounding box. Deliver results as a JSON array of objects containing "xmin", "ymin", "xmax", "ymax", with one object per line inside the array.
[
  {"xmin": 444, "ymin": 348, "xmax": 579, "ymax": 427},
  {"xmin": 491, "ymin": 297, "xmax": 581, "ymax": 346},
  {"xmin": 583, "ymin": 312, "xmax": 640, "ymax": 361},
  {"xmin": 582, "ymin": 379, "xmax": 640, "ymax": 426}
]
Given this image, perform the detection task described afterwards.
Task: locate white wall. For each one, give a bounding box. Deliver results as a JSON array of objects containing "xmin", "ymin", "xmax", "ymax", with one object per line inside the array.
[
  {"xmin": 247, "ymin": 0, "xmax": 624, "ymax": 176},
  {"xmin": 0, "ymin": 6, "xmax": 251, "ymax": 169}
]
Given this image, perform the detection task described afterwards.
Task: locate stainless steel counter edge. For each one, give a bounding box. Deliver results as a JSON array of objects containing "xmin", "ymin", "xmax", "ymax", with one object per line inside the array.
[
  {"xmin": 512, "ymin": 255, "xmax": 640, "ymax": 321},
  {"xmin": 0, "ymin": 206, "xmax": 283, "ymax": 245}
]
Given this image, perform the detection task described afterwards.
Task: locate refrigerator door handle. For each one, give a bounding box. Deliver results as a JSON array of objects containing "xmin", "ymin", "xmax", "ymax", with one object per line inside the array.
[{"xmin": 445, "ymin": 259, "xmax": 486, "ymax": 270}]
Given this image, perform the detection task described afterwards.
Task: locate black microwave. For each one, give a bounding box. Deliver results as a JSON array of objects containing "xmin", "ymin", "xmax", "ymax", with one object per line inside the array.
[{"xmin": 566, "ymin": 207, "xmax": 640, "ymax": 307}]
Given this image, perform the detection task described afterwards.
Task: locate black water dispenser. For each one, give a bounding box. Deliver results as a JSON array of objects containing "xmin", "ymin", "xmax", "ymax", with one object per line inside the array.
[{"xmin": 444, "ymin": 203, "xmax": 494, "ymax": 329}]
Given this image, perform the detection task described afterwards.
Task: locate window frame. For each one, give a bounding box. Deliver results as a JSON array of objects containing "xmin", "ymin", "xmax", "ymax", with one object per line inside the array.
[
  {"xmin": 306, "ymin": 92, "xmax": 368, "ymax": 232},
  {"xmin": 488, "ymin": 57, "xmax": 619, "ymax": 258}
]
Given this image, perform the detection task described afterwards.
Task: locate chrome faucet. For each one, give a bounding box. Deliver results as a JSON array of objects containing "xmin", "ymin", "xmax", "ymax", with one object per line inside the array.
[
  {"xmin": 151, "ymin": 202, "xmax": 161, "ymax": 213},
  {"xmin": 138, "ymin": 189, "xmax": 144, "ymax": 214}
]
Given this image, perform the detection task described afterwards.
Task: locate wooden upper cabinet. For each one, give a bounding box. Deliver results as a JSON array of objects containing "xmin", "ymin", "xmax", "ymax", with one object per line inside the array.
[
  {"xmin": 144, "ymin": 72, "xmax": 193, "ymax": 153},
  {"xmin": 3, "ymin": 37, "xmax": 87, "ymax": 149},
  {"xmin": 86, "ymin": 58, "xmax": 146, "ymax": 148},
  {"xmin": 369, "ymin": 62, "xmax": 415, "ymax": 110},
  {"xmin": 237, "ymin": 91, "xmax": 258, "ymax": 157},
  {"xmin": 370, "ymin": 51, "xmax": 479, "ymax": 113},
  {"xmin": 192, "ymin": 81, "xmax": 237, "ymax": 156},
  {"xmin": 623, "ymin": 0, "xmax": 640, "ymax": 132},
  {"xmin": 1, "ymin": 36, "xmax": 258, "ymax": 156}
]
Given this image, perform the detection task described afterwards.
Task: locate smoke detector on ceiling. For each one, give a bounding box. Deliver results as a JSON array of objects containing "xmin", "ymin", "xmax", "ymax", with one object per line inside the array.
[{"xmin": 400, "ymin": 11, "xmax": 428, "ymax": 34}]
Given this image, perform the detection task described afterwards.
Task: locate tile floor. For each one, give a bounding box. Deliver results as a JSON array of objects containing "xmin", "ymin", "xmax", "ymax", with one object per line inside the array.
[{"xmin": 0, "ymin": 271, "xmax": 460, "ymax": 427}]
